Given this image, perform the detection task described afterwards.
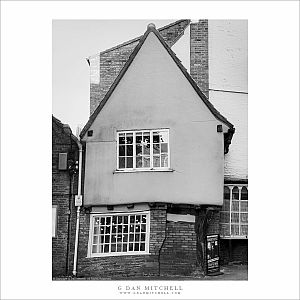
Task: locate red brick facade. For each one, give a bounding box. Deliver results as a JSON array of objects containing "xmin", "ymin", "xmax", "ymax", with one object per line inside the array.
[{"xmin": 52, "ymin": 116, "xmax": 78, "ymax": 276}]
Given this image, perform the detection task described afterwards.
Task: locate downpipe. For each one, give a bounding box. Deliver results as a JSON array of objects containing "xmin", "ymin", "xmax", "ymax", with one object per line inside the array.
[{"xmin": 72, "ymin": 142, "xmax": 83, "ymax": 277}]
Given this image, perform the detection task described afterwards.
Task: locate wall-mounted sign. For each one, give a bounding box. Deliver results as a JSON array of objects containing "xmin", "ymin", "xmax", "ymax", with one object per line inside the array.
[
  {"xmin": 75, "ymin": 195, "xmax": 82, "ymax": 206},
  {"xmin": 206, "ymin": 234, "xmax": 220, "ymax": 275}
]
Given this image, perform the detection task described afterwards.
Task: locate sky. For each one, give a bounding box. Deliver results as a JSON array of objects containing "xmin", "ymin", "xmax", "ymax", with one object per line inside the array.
[{"xmin": 53, "ymin": 20, "xmax": 178, "ymax": 134}]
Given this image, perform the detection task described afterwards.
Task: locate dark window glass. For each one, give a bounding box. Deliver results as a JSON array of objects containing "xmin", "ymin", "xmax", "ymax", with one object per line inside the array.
[
  {"xmin": 232, "ymin": 187, "xmax": 239, "ymax": 200},
  {"xmin": 241, "ymin": 186, "xmax": 248, "ymax": 200},
  {"xmin": 119, "ymin": 157, "xmax": 125, "ymax": 169},
  {"xmin": 224, "ymin": 186, "xmax": 230, "ymax": 200},
  {"xmin": 126, "ymin": 157, "xmax": 133, "ymax": 168},
  {"xmin": 119, "ymin": 145, "xmax": 125, "ymax": 156},
  {"xmin": 126, "ymin": 145, "xmax": 133, "ymax": 156},
  {"xmin": 126, "ymin": 133, "xmax": 133, "ymax": 144},
  {"xmin": 119, "ymin": 134, "xmax": 125, "ymax": 144}
]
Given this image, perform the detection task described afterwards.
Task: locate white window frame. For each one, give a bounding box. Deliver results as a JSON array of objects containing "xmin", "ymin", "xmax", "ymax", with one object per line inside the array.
[
  {"xmin": 220, "ymin": 184, "xmax": 248, "ymax": 239},
  {"xmin": 116, "ymin": 129, "xmax": 170, "ymax": 171},
  {"xmin": 88, "ymin": 211, "xmax": 150, "ymax": 257},
  {"xmin": 52, "ymin": 205, "xmax": 57, "ymax": 238}
]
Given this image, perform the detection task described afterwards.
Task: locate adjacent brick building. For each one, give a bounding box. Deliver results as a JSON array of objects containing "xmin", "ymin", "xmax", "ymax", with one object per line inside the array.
[{"xmin": 52, "ymin": 116, "xmax": 79, "ymax": 276}]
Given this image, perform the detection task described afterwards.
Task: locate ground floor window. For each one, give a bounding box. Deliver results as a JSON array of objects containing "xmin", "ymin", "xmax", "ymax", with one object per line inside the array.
[
  {"xmin": 89, "ymin": 211, "xmax": 150, "ymax": 257},
  {"xmin": 220, "ymin": 184, "xmax": 248, "ymax": 238}
]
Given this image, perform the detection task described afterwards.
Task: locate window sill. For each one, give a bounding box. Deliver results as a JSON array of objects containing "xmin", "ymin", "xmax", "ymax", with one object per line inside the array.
[
  {"xmin": 113, "ymin": 168, "xmax": 174, "ymax": 174},
  {"xmin": 88, "ymin": 251, "xmax": 150, "ymax": 258}
]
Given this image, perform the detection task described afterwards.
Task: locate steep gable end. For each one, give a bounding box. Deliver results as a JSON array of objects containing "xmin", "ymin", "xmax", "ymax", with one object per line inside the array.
[
  {"xmin": 88, "ymin": 20, "xmax": 191, "ymax": 115},
  {"xmin": 81, "ymin": 24, "xmax": 234, "ymax": 140}
]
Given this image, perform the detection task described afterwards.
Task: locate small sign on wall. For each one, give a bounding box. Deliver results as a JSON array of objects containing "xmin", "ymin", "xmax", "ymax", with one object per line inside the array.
[
  {"xmin": 206, "ymin": 234, "xmax": 222, "ymax": 275},
  {"xmin": 75, "ymin": 195, "xmax": 82, "ymax": 206}
]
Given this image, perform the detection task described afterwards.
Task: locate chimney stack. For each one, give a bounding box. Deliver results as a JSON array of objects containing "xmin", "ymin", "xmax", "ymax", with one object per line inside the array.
[{"xmin": 190, "ymin": 20, "xmax": 209, "ymax": 98}]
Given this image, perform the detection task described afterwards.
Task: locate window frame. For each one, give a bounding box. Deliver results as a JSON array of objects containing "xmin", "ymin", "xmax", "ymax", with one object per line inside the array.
[
  {"xmin": 220, "ymin": 184, "xmax": 248, "ymax": 239},
  {"xmin": 87, "ymin": 211, "xmax": 151, "ymax": 258},
  {"xmin": 116, "ymin": 129, "xmax": 170, "ymax": 171}
]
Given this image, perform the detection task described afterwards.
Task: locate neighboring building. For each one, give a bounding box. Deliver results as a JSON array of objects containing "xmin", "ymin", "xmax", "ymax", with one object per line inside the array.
[
  {"xmin": 205, "ymin": 20, "xmax": 248, "ymax": 264},
  {"xmin": 77, "ymin": 23, "xmax": 235, "ymax": 278},
  {"xmin": 52, "ymin": 116, "xmax": 79, "ymax": 276}
]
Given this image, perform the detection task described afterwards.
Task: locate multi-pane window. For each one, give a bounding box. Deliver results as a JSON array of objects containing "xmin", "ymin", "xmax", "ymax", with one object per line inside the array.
[
  {"xmin": 117, "ymin": 129, "xmax": 169, "ymax": 170},
  {"xmin": 89, "ymin": 212, "xmax": 150, "ymax": 257},
  {"xmin": 220, "ymin": 185, "xmax": 248, "ymax": 238}
]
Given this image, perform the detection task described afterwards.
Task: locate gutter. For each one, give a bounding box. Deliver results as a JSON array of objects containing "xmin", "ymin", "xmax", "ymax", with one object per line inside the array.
[{"xmin": 72, "ymin": 141, "xmax": 83, "ymax": 276}]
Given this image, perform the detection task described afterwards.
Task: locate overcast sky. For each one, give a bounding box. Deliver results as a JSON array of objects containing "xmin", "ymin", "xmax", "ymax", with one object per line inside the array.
[{"xmin": 53, "ymin": 20, "xmax": 177, "ymax": 134}]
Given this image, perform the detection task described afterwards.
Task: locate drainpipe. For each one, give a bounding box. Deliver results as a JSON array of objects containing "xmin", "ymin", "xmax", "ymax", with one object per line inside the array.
[{"xmin": 72, "ymin": 141, "xmax": 83, "ymax": 276}]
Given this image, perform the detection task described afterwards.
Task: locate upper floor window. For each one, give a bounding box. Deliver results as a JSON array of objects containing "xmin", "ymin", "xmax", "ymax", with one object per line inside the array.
[
  {"xmin": 220, "ymin": 185, "xmax": 248, "ymax": 239},
  {"xmin": 117, "ymin": 129, "xmax": 169, "ymax": 170}
]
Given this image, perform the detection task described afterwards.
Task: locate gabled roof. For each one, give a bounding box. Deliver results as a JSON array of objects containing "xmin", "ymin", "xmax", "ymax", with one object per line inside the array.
[
  {"xmin": 52, "ymin": 115, "xmax": 78, "ymax": 143},
  {"xmin": 80, "ymin": 24, "xmax": 234, "ymax": 139}
]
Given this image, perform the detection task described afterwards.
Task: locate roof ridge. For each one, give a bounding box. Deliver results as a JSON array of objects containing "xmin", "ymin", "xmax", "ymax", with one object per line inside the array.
[{"xmin": 80, "ymin": 24, "xmax": 234, "ymax": 139}]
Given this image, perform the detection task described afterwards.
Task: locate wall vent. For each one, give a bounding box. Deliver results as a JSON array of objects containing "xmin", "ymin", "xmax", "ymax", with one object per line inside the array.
[{"xmin": 58, "ymin": 153, "xmax": 68, "ymax": 170}]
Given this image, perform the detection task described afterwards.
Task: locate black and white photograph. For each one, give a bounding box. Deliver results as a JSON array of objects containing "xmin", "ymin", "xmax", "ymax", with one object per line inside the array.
[
  {"xmin": 52, "ymin": 19, "xmax": 248, "ymax": 281},
  {"xmin": 1, "ymin": 1, "xmax": 299, "ymax": 300}
]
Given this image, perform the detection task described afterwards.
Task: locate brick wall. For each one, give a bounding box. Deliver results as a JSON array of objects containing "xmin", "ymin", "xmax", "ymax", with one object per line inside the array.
[
  {"xmin": 160, "ymin": 221, "xmax": 197, "ymax": 276},
  {"xmin": 89, "ymin": 20, "xmax": 190, "ymax": 115},
  {"xmin": 75, "ymin": 205, "xmax": 221, "ymax": 278},
  {"xmin": 76, "ymin": 206, "xmax": 167, "ymax": 278},
  {"xmin": 190, "ymin": 20, "xmax": 209, "ymax": 98},
  {"xmin": 52, "ymin": 117, "xmax": 78, "ymax": 277}
]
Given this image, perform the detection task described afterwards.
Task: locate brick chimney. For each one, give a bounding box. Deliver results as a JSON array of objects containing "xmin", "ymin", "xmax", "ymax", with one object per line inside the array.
[{"xmin": 190, "ymin": 20, "xmax": 209, "ymax": 98}]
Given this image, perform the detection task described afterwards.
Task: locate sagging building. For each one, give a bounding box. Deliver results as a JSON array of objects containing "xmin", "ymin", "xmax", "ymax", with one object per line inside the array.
[
  {"xmin": 75, "ymin": 21, "xmax": 239, "ymax": 278},
  {"xmin": 52, "ymin": 19, "xmax": 248, "ymax": 278}
]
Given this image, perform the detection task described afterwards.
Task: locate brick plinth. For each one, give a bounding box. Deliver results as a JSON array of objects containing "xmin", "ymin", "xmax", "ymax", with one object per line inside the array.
[
  {"xmin": 75, "ymin": 205, "xmax": 221, "ymax": 278},
  {"xmin": 76, "ymin": 206, "xmax": 167, "ymax": 278}
]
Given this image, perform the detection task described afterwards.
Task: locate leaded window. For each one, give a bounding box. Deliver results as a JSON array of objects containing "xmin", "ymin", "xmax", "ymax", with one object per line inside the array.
[
  {"xmin": 220, "ymin": 185, "xmax": 248, "ymax": 238},
  {"xmin": 89, "ymin": 212, "xmax": 150, "ymax": 257},
  {"xmin": 117, "ymin": 129, "xmax": 169, "ymax": 170}
]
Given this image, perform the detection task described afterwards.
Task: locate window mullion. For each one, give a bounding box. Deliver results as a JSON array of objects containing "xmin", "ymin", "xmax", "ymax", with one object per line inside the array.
[
  {"xmin": 133, "ymin": 132, "xmax": 136, "ymax": 169},
  {"xmin": 238, "ymin": 187, "xmax": 242, "ymax": 236},
  {"xmin": 117, "ymin": 132, "xmax": 119, "ymax": 169},
  {"xmin": 150, "ymin": 131, "xmax": 153, "ymax": 168},
  {"xmin": 229, "ymin": 186, "xmax": 233, "ymax": 236},
  {"xmin": 167, "ymin": 130, "xmax": 170, "ymax": 168}
]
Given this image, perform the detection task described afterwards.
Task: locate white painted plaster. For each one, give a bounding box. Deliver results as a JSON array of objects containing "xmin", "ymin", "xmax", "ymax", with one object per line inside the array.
[
  {"xmin": 167, "ymin": 213, "xmax": 195, "ymax": 223},
  {"xmin": 208, "ymin": 20, "xmax": 248, "ymax": 93},
  {"xmin": 83, "ymin": 32, "xmax": 227, "ymax": 206},
  {"xmin": 209, "ymin": 91, "xmax": 248, "ymax": 180}
]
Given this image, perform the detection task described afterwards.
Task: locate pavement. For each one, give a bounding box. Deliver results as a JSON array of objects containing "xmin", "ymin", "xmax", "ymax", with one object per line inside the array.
[
  {"xmin": 53, "ymin": 264, "xmax": 248, "ymax": 281},
  {"xmin": 203, "ymin": 264, "xmax": 248, "ymax": 280}
]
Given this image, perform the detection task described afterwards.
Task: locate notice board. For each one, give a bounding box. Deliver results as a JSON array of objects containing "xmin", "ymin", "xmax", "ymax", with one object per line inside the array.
[{"xmin": 206, "ymin": 234, "xmax": 220, "ymax": 275}]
